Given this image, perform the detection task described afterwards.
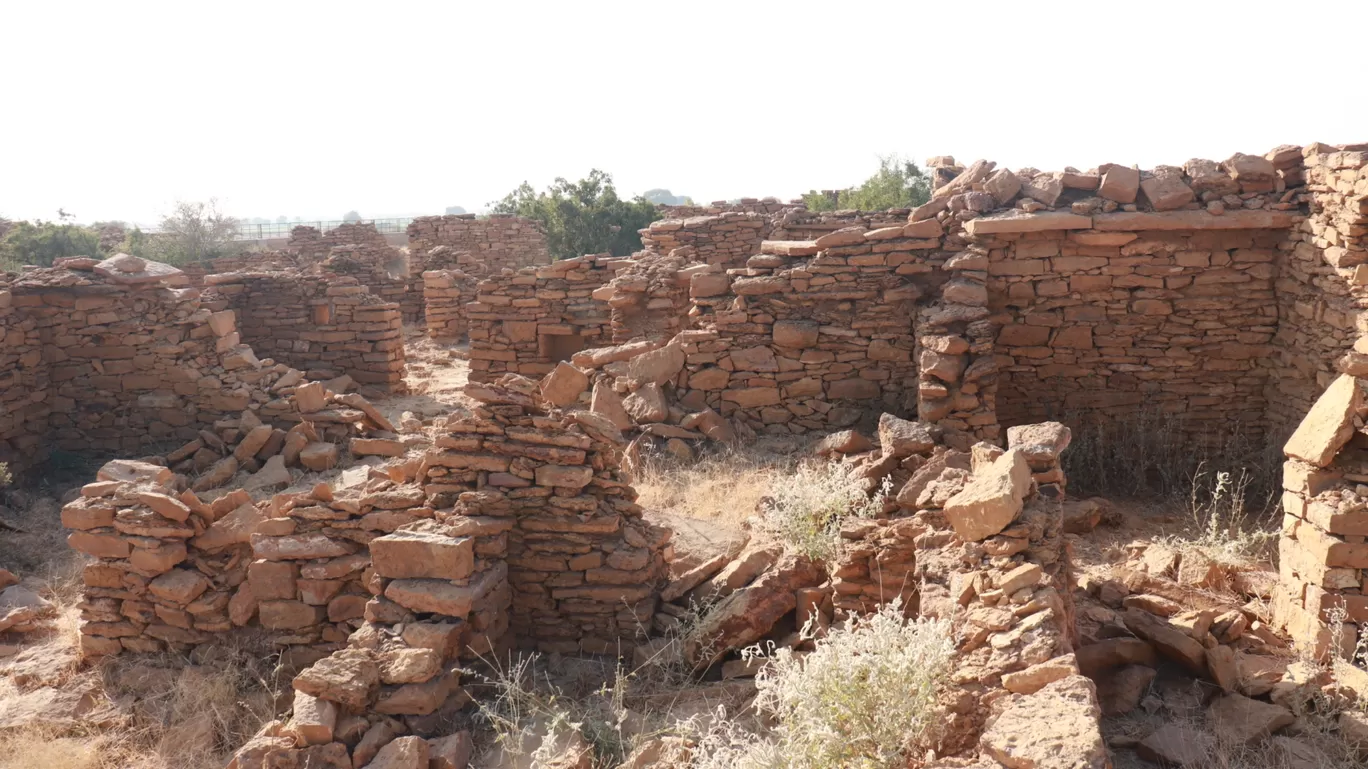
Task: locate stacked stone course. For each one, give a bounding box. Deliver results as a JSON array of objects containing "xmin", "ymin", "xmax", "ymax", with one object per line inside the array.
[
  {"xmin": 637, "ymin": 212, "xmax": 772, "ymax": 268},
  {"xmin": 421, "ymin": 268, "xmax": 479, "ymax": 340},
  {"xmin": 0, "ymin": 256, "xmax": 303, "ymax": 473},
  {"xmin": 465, "ymin": 255, "xmax": 624, "ymax": 383},
  {"xmin": 406, "ymin": 214, "xmax": 550, "ymax": 277},
  {"xmin": 202, "ymin": 270, "xmax": 407, "ymax": 392}
]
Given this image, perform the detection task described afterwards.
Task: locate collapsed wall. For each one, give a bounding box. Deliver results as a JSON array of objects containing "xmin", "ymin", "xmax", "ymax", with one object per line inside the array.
[
  {"xmin": 202, "ymin": 269, "xmax": 407, "ymax": 392},
  {"xmin": 0, "ymin": 255, "xmax": 290, "ymax": 473}
]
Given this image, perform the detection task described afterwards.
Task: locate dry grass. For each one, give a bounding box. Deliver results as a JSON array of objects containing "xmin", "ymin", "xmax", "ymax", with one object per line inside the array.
[
  {"xmin": 634, "ymin": 445, "xmax": 795, "ymax": 527},
  {"xmin": 1, "ymin": 491, "xmax": 279, "ymax": 769}
]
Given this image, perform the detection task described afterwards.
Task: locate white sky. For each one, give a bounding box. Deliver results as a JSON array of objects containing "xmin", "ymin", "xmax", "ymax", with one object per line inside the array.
[{"xmin": 3, "ymin": 0, "xmax": 1366, "ymax": 226}]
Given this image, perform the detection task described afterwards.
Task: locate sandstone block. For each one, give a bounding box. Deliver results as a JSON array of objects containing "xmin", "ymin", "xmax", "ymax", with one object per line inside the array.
[
  {"xmin": 289, "ymin": 690, "xmax": 337, "ymax": 746},
  {"xmin": 371, "ymin": 531, "xmax": 474, "ymax": 581},
  {"xmin": 943, "ymin": 449, "xmax": 1032, "ymax": 542},
  {"xmin": 299, "ymin": 442, "xmax": 339, "ymax": 472},
  {"xmin": 979, "ymin": 676, "xmax": 1108, "ymax": 769},
  {"xmin": 539, "ymin": 362, "xmax": 589, "ymax": 407},
  {"xmin": 1284, "ymin": 374, "xmax": 1359, "ymax": 467}
]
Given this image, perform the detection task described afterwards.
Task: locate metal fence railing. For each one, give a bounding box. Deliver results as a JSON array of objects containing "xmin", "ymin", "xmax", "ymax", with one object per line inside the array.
[{"xmin": 140, "ymin": 217, "xmax": 418, "ymax": 241}]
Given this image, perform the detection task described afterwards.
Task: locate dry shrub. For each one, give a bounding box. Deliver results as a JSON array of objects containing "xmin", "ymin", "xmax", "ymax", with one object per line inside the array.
[
  {"xmin": 1062, "ymin": 407, "xmax": 1280, "ymax": 505},
  {"xmin": 688, "ymin": 600, "xmax": 955, "ymax": 769},
  {"xmin": 756, "ymin": 462, "xmax": 887, "ymax": 562}
]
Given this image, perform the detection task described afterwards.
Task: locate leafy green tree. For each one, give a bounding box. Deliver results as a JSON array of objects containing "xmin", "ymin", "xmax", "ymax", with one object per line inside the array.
[
  {"xmin": 343, "ymin": 210, "xmax": 362, "ymax": 222},
  {"xmin": 490, "ymin": 170, "xmax": 661, "ymax": 259},
  {"xmin": 0, "ymin": 218, "xmax": 101, "ymax": 269},
  {"xmin": 803, "ymin": 155, "xmax": 932, "ymax": 212}
]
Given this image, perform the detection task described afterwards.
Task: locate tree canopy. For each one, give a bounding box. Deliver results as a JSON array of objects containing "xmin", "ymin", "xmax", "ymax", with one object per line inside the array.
[
  {"xmin": 0, "ymin": 215, "xmax": 101, "ymax": 270},
  {"xmin": 802, "ymin": 155, "xmax": 932, "ymax": 213},
  {"xmin": 490, "ymin": 170, "xmax": 661, "ymax": 259}
]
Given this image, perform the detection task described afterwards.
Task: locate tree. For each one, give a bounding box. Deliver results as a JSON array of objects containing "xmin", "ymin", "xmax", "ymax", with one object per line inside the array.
[
  {"xmin": 444, "ymin": 205, "xmax": 468, "ymax": 215},
  {"xmin": 0, "ymin": 218, "xmax": 101, "ymax": 268},
  {"xmin": 342, "ymin": 210, "xmax": 362, "ymax": 222},
  {"xmin": 803, "ymin": 155, "xmax": 932, "ymax": 213},
  {"xmin": 490, "ymin": 170, "xmax": 661, "ymax": 259},
  {"xmin": 153, "ymin": 200, "xmax": 241, "ymax": 264}
]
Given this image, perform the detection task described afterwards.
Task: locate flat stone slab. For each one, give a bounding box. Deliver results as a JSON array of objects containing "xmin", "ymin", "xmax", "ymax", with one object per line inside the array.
[
  {"xmin": 1092, "ymin": 209, "xmax": 1295, "ymax": 231},
  {"xmin": 93, "ymin": 254, "xmax": 184, "ymax": 285},
  {"xmin": 964, "ymin": 211, "xmax": 1093, "ymax": 235}
]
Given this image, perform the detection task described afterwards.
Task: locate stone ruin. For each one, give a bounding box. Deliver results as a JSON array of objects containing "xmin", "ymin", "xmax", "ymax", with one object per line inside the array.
[{"xmin": 4, "ymin": 138, "xmax": 1364, "ymax": 767}]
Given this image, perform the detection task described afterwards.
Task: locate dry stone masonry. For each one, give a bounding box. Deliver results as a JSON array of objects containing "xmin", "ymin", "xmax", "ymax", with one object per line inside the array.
[
  {"xmin": 202, "ymin": 269, "xmax": 407, "ymax": 393},
  {"xmin": 465, "ymin": 255, "xmax": 624, "ymax": 383},
  {"xmin": 0, "ymin": 255, "xmax": 308, "ymax": 473}
]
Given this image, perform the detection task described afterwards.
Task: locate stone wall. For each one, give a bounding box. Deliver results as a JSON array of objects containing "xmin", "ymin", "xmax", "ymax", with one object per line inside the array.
[
  {"xmin": 202, "ymin": 270, "xmax": 407, "ymax": 392},
  {"xmin": 465, "ymin": 255, "xmax": 624, "ymax": 383},
  {"xmin": 421, "ymin": 269, "xmax": 478, "ymax": 340},
  {"xmin": 1266, "ymin": 147, "xmax": 1368, "ymax": 438},
  {"xmin": 673, "ymin": 229, "xmax": 935, "ymax": 435},
  {"xmin": 637, "ymin": 212, "xmax": 773, "ymax": 268},
  {"xmin": 1277, "ymin": 375, "xmax": 1368, "ymax": 660},
  {"xmin": 0, "ymin": 257, "xmax": 293, "ymax": 473},
  {"xmin": 987, "ymin": 226, "xmax": 1288, "ymax": 442},
  {"xmin": 406, "ymin": 214, "xmax": 550, "ymax": 277},
  {"xmin": 656, "ymin": 197, "xmax": 794, "ymax": 218},
  {"xmin": 289, "ymin": 224, "xmax": 420, "ymax": 323}
]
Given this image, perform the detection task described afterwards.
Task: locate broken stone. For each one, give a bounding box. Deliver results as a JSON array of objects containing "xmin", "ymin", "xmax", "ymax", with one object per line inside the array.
[
  {"xmin": 1207, "ymin": 692, "xmax": 1294, "ymax": 744},
  {"xmin": 1283, "ymin": 374, "xmax": 1360, "ymax": 467},
  {"xmin": 979, "ymin": 675, "xmax": 1108, "ymax": 769},
  {"xmin": 943, "ymin": 448, "xmax": 1032, "ymax": 542}
]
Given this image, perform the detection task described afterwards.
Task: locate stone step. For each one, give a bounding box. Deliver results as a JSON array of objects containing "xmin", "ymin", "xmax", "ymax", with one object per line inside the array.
[{"xmin": 759, "ymin": 240, "xmax": 820, "ymax": 256}]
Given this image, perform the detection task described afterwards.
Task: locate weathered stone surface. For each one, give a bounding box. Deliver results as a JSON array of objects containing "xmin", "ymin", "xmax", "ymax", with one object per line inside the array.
[
  {"xmin": 1284, "ymin": 374, "xmax": 1360, "ymax": 466},
  {"xmin": 428, "ymin": 731, "xmax": 474, "ymax": 769},
  {"xmin": 878, "ymin": 414, "xmax": 938, "ymax": 458},
  {"xmin": 661, "ymin": 554, "xmax": 728, "ymax": 603},
  {"xmin": 1095, "ymin": 664, "xmax": 1156, "ymax": 716},
  {"xmin": 685, "ymin": 553, "xmax": 823, "ymax": 666},
  {"xmin": 253, "ymin": 533, "xmax": 353, "ymax": 560},
  {"xmin": 816, "ymin": 429, "xmax": 872, "ymax": 456},
  {"xmin": 193, "ymin": 503, "xmax": 265, "ymax": 551},
  {"xmin": 1001, "ymin": 654, "xmax": 1078, "ymax": 695},
  {"xmin": 289, "ymin": 689, "xmax": 337, "ymax": 746},
  {"xmin": 293, "ymin": 649, "xmax": 379, "ymax": 710},
  {"xmin": 370, "ymin": 531, "xmax": 474, "ymax": 581},
  {"xmin": 1208, "ymin": 693, "xmax": 1294, "ymax": 744},
  {"xmin": 379, "ymin": 648, "xmax": 442, "ymax": 685},
  {"xmin": 299, "ymin": 442, "xmax": 340, "ymax": 471},
  {"xmin": 1123, "ymin": 609, "xmax": 1206, "ymax": 675},
  {"xmin": 540, "ymin": 362, "xmax": 589, "ymax": 407},
  {"xmin": 943, "ymin": 448, "xmax": 1032, "ymax": 541},
  {"xmin": 590, "ymin": 380, "xmax": 634, "ymax": 430},
  {"xmin": 364, "ymin": 735, "xmax": 430, "ymax": 769},
  {"xmin": 623, "ymin": 383, "xmax": 669, "ymax": 423},
  {"xmin": 1136, "ymin": 723, "xmax": 1216, "ymax": 767},
  {"xmin": 979, "ymin": 675, "xmax": 1108, "ymax": 769}
]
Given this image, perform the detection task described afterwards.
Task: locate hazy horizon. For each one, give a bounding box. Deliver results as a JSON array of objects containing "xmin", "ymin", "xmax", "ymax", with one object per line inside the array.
[{"xmin": 3, "ymin": 0, "xmax": 1366, "ymax": 226}]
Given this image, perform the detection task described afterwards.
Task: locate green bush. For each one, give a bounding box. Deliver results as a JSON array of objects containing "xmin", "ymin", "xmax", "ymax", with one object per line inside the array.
[
  {"xmin": 0, "ymin": 219, "xmax": 101, "ymax": 270},
  {"xmin": 802, "ymin": 155, "xmax": 932, "ymax": 213},
  {"xmin": 491, "ymin": 170, "xmax": 661, "ymax": 259}
]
